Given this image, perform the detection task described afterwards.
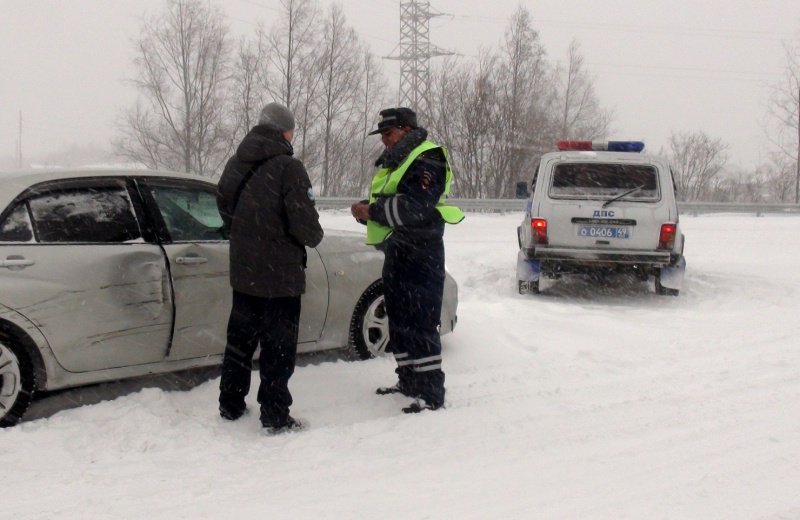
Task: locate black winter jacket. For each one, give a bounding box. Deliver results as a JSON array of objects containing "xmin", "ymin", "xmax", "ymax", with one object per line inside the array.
[{"xmin": 217, "ymin": 125, "xmax": 323, "ymax": 298}]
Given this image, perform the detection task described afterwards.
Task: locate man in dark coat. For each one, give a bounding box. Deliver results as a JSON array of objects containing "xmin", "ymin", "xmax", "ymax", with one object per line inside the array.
[{"xmin": 216, "ymin": 102, "xmax": 323, "ymax": 433}]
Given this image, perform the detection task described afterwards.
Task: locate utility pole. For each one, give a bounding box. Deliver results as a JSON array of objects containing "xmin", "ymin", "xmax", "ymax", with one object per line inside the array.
[
  {"xmin": 796, "ymin": 88, "xmax": 799, "ymax": 203},
  {"xmin": 385, "ymin": 0, "xmax": 453, "ymax": 118},
  {"xmin": 17, "ymin": 110, "xmax": 23, "ymax": 169}
]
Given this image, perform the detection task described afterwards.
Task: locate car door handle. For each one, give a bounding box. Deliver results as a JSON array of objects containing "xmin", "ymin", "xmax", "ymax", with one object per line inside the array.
[
  {"xmin": 1, "ymin": 256, "xmax": 35, "ymax": 269},
  {"xmin": 175, "ymin": 255, "xmax": 208, "ymax": 265}
]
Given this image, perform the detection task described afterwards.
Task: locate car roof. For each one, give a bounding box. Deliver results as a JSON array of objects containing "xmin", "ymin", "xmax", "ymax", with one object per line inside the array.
[
  {"xmin": 541, "ymin": 150, "xmax": 670, "ymax": 165},
  {"xmin": 0, "ymin": 168, "xmax": 215, "ymax": 212}
]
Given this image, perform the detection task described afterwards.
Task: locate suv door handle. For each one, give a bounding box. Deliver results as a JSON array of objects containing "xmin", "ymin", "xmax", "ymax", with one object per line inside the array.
[
  {"xmin": 1, "ymin": 256, "xmax": 35, "ymax": 269},
  {"xmin": 175, "ymin": 254, "xmax": 208, "ymax": 265}
]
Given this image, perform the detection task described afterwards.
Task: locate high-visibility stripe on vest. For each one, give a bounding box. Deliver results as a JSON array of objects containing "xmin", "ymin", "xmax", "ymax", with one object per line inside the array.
[{"xmin": 366, "ymin": 140, "xmax": 464, "ymax": 245}]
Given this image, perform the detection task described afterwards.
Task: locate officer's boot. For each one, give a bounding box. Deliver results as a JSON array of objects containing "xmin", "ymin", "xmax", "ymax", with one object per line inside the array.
[{"xmin": 376, "ymin": 365, "xmax": 416, "ymax": 397}]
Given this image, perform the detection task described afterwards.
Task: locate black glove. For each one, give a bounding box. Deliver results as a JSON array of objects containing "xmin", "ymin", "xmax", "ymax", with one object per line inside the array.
[{"xmin": 354, "ymin": 199, "xmax": 369, "ymax": 225}]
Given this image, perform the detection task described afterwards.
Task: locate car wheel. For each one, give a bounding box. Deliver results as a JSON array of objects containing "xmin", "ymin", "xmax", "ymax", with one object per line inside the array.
[
  {"xmin": 0, "ymin": 337, "xmax": 35, "ymax": 428},
  {"xmin": 348, "ymin": 282, "xmax": 391, "ymax": 360},
  {"xmin": 655, "ymin": 275, "xmax": 680, "ymax": 296}
]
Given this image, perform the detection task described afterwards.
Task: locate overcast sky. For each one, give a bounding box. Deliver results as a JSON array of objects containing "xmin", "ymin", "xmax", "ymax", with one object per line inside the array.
[{"xmin": 1, "ymin": 0, "xmax": 798, "ymax": 169}]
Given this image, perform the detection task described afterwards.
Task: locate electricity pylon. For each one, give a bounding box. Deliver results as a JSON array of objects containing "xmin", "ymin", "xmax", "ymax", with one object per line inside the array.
[{"xmin": 385, "ymin": 0, "xmax": 453, "ymax": 118}]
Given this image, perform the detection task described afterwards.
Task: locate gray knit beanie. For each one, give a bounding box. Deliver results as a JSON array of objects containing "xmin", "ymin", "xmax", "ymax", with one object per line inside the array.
[{"xmin": 258, "ymin": 102, "xmax": 295, "ymax": 132}]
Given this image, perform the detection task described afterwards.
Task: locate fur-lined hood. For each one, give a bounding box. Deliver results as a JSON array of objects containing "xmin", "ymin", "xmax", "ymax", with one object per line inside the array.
[{"xmin": 374, "ymin": 128, "xmax": 428, "ymax": 168}]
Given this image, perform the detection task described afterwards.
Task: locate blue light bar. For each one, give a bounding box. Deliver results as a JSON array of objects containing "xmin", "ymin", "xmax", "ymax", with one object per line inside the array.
[
  {"xmin": 607, "ymin": 141, "xmax": 645, "ymax": 152},
  {"xmin": 557, "ymin": 140, "xmax": 646, "ymax": 152}
]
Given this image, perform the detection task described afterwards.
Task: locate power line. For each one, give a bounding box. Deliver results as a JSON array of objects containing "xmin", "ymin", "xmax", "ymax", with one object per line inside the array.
[
  {"xmin": 223, "ymin": 0, "xmax": 789, "ymax": 86},
  {"xmin": 229, "ymin": 0, "xmax": 397, "ymax": 44},
  {"xmin": 449, "ymin": 14, "xmax": 796, "ymax": 42},
  {"xmin": 234, "ymin": 0, "xmax": 280, "ymax": 13},
  {"xmin": 589, "ymin": 62, "xmax": 782, "ymax": 82},
  {"xmin": 223, "ymin": 14, "xmax": 262, "ymax": 28}
]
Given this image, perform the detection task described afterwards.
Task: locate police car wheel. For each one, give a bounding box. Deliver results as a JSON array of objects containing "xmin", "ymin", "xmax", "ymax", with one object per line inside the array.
[
  {"xmin": 0, "ymin": 337, "xmax": 35, "ymax": 428},
  {"xmin": 518, "ymin": 280, "xmax": 539, "ymax": 295},
  {"xmin": 348, "ymin": 282, "xmax": 391, "ymax": 360}
]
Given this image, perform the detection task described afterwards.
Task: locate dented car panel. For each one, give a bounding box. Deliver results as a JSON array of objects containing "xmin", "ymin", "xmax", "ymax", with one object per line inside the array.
[{"xmin": 1, "ymin": 244, "xmax": 173, "ymax": 372}]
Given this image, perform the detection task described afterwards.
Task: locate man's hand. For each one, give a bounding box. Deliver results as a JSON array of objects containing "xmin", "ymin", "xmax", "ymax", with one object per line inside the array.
[{"xmin": 350, "ymin": 201, "xmax": 370, "ymax": 225}]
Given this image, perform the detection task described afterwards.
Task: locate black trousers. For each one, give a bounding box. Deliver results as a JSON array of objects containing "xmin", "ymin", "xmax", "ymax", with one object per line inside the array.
[
  {"xmin": 382, "ymin": 234, "xmax": 446, "ymax": 406},
  {"xmin": 218, "ymin": 290, "xmax": 301, "ymax": 426}
]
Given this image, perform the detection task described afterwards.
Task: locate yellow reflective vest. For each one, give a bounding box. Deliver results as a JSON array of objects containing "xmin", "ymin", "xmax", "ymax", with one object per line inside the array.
[{"xmin": 366, "ymin": 140, "xmax": 465, "ymax": 245}]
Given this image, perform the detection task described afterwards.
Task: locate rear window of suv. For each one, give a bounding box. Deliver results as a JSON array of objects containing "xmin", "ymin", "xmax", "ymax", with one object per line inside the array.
[{"xmin": 549, "ymin": 163, "xmax": 660, "ymax": 201}]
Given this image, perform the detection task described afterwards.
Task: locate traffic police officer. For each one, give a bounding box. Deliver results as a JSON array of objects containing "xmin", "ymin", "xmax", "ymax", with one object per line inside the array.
[{"xmin": 351, "ymin": 107, "xmax": 463, "ymax": 413}]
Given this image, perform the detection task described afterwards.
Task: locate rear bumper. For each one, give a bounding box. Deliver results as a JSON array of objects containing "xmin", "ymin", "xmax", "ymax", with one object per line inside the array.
[{"xmin": 524, "ymin": 246, "xmax": 671, "ymax": 266}]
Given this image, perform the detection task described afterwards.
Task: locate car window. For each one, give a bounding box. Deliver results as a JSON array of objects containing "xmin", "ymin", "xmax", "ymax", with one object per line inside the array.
[
  {"xmin": 28, "ymin": 186, "xmax": 143, "ymax": 243},
  {"xmin": 669, "ymin": 166, "xmax": 679, "ymax": 197},
  {"xmin": 0, "ymin": 205, "xmax": 35, "ymax": 243},
  {"xmin": 529, "ymin": 165, "xmax": 541, "ymax": 199},
  {"xmin": 549, "ymin": 163, "xmax": 660, "ymax": 201},
  {"xmin": 149, "ymin": 185, "xmax": 225, "ymax": 241}
]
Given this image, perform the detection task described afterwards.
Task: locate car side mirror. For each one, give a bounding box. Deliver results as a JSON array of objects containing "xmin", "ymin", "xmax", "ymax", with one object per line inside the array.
[{"xmin": 515, "ymin": 181, "xmax": 529, "ymax": 199}]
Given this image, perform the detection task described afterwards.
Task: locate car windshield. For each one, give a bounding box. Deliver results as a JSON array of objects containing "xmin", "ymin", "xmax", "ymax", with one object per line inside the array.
[{"xmin": 549, "ymin": 162, "xmax": 660, "ymax": 201}]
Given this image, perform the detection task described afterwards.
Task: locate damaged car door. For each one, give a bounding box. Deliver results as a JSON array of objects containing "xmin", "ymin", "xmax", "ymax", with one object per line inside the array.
[{"xmin": 0, "ymin": 179, "xmax": 172, "ymax": 372}]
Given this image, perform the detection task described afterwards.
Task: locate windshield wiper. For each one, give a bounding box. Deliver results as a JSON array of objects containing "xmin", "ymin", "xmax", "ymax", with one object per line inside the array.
[{"xmin": 602, "ymin": 185, "xmax": 644, "ymax": 208}]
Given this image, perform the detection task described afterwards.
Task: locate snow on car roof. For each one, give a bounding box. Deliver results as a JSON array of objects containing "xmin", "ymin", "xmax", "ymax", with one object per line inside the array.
[{"xmin": 0, "ymin": 168, "xmax": 211, "ymax": 212}]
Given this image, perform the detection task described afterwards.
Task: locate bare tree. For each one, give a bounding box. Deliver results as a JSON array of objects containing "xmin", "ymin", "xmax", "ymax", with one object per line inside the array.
[
  {"xmin": 316, "ymin": 4, "xmax": 363, "ymax": 195},
  {"xmin": 352, "ymin": 49, "xmax": 388, "ymax": 195},
  {"xmin": 765, "ymin": 38, "xmax": 800, "ymax": 202},
  {"xmin": 429, "ymin": 59, "xmax": 477, "ymax": 197},
  {"xmin": 115, "ymin": 0, "xmax": 232, "ymax": 176},
  {"xmin": 228, "ymin": 33, "xmax": 269, "ymax": 149},
  {"xmin": 320, "ymin": 47, "xmax": 388, "ymax": 198},
  {"xmin": 666, "ymin": 131, "xmax": 728, "ymax": 201},
  {"xmin": 264, "ymin": 0, "xmax": 323, "ymax": 164},
  {"xmin": 765, "ymin": 156, "xmax": 797, "ymax": 201},
  {"xmin": 704, "ymin": 169, "xmax": 766, "ymax": 203},
  {"xmin": 429, "ymin": 7, "xmax": 555, "ymax": 199},
  {"xmin": 493, "ymin": 6, "xmax": 552, "ymax": 198},
  {"xmin": 235, "ymin": 0, "xmax": 383, "ymax": 196},
  {"xmin": 429, "ymin": 54, "xmax": 501, "ymax": 198},
  {"xmin": 554, "ymin": 39, "xmax": 612, "ymax": 140}
]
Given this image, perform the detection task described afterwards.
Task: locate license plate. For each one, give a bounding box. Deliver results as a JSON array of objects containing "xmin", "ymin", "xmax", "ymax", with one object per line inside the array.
[{"xmin": 577, "ymin": 225, "xmax": 630, "ymax": 239}]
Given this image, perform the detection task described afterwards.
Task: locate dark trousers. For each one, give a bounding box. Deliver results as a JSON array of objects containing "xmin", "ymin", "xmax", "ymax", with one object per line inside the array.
[
  {"xmin": 219, "ymin": 290, "xmax": 301, "ymax": 426},
  {"xmin": 383, "ymin": 235, "xmax": 446, "ymax": 406}
]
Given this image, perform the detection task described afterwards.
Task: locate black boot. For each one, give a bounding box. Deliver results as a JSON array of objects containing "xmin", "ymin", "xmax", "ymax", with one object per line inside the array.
[
  {"xmin": 402, "ymin": 398, "xmax": 444, "ymax": 414},
  {"xmin": 376, "ymin": 365, "xmax": 416, "ymax": 396},
  {"xmin": 219, "ymin": 405, "xmax": 247, "ymax": 421},
  {"xmin": 376, "ymin": 383, "xmax": 414, "ymax": 396},
  {"xmin": 262, "ymin": 416, "xmax": 305, "ymax": 435}
]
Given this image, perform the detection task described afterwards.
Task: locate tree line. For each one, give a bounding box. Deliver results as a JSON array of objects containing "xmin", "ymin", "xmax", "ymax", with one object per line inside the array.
[{"xmin": 114, "ymin": 0, "xmax": 800, "ymax": 203}]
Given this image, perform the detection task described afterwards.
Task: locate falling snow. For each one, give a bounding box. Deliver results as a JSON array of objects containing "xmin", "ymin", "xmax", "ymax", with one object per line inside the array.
[{"xmin": 3, "ymin": 211, "xmax": 800, "ymax": 520}]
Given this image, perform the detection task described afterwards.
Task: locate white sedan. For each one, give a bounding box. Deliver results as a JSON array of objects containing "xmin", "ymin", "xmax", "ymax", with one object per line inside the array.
[{"xmin": 0, "ymin": 168, "xmax": 458, "ymax": 427}]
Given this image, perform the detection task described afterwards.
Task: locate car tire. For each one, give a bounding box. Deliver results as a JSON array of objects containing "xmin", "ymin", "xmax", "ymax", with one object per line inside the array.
[
  {"xmin": 0, "ymin": 337, "xmax": 35, "ymax": 428},
  {"xmin": 655, "ymin": 275, "xmax": 680, "ymax": 296},
  {"xmin": 348, "ymin": 282, "xmax": 391, "ymax": 360}
]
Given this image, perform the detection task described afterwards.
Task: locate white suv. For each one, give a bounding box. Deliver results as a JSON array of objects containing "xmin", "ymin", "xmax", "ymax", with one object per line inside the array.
[{"xmin": 516, "ymin": 140, "xmax": 685, "ymax": 295}]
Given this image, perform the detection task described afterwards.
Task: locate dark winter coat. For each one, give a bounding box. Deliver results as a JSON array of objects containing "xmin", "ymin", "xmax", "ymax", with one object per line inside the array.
[{"xmin": 217, "ymin": 125, "xmax": 323, "ymax": 298}]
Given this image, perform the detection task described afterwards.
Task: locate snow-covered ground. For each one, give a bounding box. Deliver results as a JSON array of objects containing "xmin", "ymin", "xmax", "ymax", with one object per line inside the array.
[{"xmin": 4, "ymin": 211, "xmax": 800, "ymax": 520}]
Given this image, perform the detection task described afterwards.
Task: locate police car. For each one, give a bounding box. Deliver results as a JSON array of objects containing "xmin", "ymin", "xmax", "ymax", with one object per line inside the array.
[{"xmin": 516, "ymin": 140, "xmax": 685, "ymax": 295}]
